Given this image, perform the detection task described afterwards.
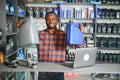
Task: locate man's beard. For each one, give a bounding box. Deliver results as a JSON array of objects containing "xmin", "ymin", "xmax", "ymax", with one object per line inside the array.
[{"xmin": 47, "ymin": 25, "xmax": 57, "ymax": 29}]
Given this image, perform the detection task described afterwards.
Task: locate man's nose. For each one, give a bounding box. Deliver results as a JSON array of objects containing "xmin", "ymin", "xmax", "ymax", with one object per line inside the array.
[{"xmin": 49, "ymin": 19, "xmax": 53, "ymax": 22}]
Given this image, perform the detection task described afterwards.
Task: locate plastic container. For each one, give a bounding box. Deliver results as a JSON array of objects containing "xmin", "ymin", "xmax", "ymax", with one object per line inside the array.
[{"xmin": 66, "ymin": 21, "xmax": 83, "ymax": 45}]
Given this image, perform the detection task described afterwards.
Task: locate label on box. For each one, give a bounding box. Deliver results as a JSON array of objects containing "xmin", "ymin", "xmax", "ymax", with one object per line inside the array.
[{"xmin": 64, "ymin": 72, "xmax": 80, "ymax": 78}]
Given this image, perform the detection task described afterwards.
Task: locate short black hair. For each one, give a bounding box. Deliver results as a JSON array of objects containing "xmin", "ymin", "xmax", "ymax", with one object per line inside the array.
[{"xmin": 45, "ymin": 11, "xmax": 58, "ymax": 19}]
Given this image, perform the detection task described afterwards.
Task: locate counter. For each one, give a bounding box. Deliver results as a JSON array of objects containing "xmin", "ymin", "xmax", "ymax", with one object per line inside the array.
[{"xmin": 0, "ymin": 62, "xmax": 120, "ymax": 73}]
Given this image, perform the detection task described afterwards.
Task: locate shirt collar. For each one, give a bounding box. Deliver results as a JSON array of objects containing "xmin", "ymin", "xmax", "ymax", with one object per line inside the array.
[{"xmin": 45, "ymin": 28, "xmax": 58, "ymax": 34}]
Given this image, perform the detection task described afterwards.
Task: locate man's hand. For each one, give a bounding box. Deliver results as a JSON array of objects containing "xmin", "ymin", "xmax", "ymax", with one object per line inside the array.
[
  {"xmin": 79, "ymin": 24, "xmax": 84, "ymax": 33},
  {"xmin": 69, "ymin": 43, "xmax": 84, "ymax": 49}
]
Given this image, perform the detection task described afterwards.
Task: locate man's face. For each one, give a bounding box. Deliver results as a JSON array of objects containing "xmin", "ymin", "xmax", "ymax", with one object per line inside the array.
[{"xmin": 46, "ymin": 13, "xmax": 58, "ymax": 29}]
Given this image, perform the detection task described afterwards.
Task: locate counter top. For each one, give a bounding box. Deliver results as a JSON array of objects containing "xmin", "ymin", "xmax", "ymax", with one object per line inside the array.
[{"xmin": 0, "ymin": 63, "xmax": 120, "ymax": 74}]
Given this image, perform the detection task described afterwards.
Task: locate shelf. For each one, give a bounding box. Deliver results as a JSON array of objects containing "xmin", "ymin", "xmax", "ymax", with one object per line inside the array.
[
  {"xmin": 96, "ymin": 35, "xmax": 120, "ymax": 37},
  {"xmin": 0, "ymin": 39, "xmax": 6, "ymax": 43},
  {"xmin": 97, "ymin": 19, "xmax": 120, "ymax": 23},
  {"xmin": 61, "ymin": 18, "xmax": 95, "ymax": 20},
  {"xmin": 99, "ymin": 4, "xmax": 120, "ymax": 6},
  {"xmin": 96, "ymin": 33, "xmax": 120, "ymax": 36},
  {"xmin": 65, "ymin": 61, "xmax": 74, "ymax": 63},
  {"xmin": 18, "ymin": 15, "xmax": 25, "ymax": 18},
  {"xmin": 26, "ymin": 3, "xmax": 57, "ymax": 7},
  {"xmin": 61, "ymin": 19, "xmax": 94, "ymax": 23},
  {"xmin": 6, "ymin": 13, "xmax": 17, "ymax": 16},
  {"xmin": 84, "ymin": 33, "xmax": 95, "ymax": 36},
  {"xmin": 33, "ymin": 17, "xmax": 45, "ymax": 19},
  {"xmin": 6, "ymin": 32, "xmax": 18, "ymax": 36},
  {"xmin": 61, "ymin": 3, "xmax": 94, "ymax": 6},
  {"xmin": 97, "ymin": 18, "xmax": 120, "ymax": 20},
  {"xmin": 5, "ymin": 72, "xmax": 15, "ymax": 80},
  {"xmin": 5, "ymin": 47, "xmax": 24, "ymax": 58},
  {"xmin": 18, "ymin": 0, "xmax": 26, "ymax": 3},
  {"xmin": 5, "ymin": 49, "xmax": 17, "ymax": 58},
  {"xmin": 98, "ymin": 48, "xmax": 120, "ymax": 50},
  {"xmin": 98, "ymin": 4, "xmax": 120, "ymax": 9}
]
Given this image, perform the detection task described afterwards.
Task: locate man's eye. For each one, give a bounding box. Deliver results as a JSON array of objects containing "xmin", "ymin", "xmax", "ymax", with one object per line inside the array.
[{"xmin": 47, "ymin": 18, "xmax": 56, "ymax": 21}]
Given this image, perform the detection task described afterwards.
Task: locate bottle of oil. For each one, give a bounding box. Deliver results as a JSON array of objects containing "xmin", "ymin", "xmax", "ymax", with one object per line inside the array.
[
  {"xmin": 0, "ymin": 29, "xmax": 2, "ymax": 40},
  {"xmin": 0, "ymin": 52, "xmax": 3, "ymax": 63}
]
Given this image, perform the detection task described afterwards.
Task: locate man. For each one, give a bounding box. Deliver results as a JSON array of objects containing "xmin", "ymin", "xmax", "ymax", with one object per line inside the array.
[
  {"xmin": 37, "ymin": 12, "xmax": 84, "ymax": 80},
  {"xmin": 37, "ymin": 12, "xmax": 66, "ymax": 63}
]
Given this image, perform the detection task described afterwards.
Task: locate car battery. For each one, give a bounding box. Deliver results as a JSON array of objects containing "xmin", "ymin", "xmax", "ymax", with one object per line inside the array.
[
  {"xmin": 99, "ymin": 52, "xmax": 104, "ymax": 62},
  {"xmin": 101, "ymin": 0, "xmax": 108, "ymax": 4},
  {"xmin": 108, "ymin": 37, "xmax": 117, "ymax": 48},
  {"xmin": 101, "ymin": 9, "xmax": 106, "ymax": 19},
  {"xmin": 111, "ymin": 0, "xmax": 117, "ymax": 4},
  {"xmin": 116, "ymin": 10, "xmax": 120, "ymax": 19},
  {"xmin": 26, "ymin": 6, "xmax": 33, "ymax": 17},
  {"xmin": 108, "ymin": 53, "xmax": 113, "ymax": 63},
  {"xmin": 107, "ymin": 37, "xmax": 111, "ymax": 48},
  {"xmin": 117, "ymin": 38, "xmax": 120, "ymax": 48},
  {"xmin": 111, "ymin": 38, "xmax": 117, "ymax": 48},
  {"xmin": 112, "ymin": 23, "xmax": 118, "ymax": 33},
  {"xmin": 9, "ymin": 3, "xmax": 16, "ymax": 14},
  {"xmin": 105, "ymin": 9, "xmax": 110, "ymax": 19},
  {"xmin": 109, "ymin": 9, "xmax": 116, "ymax": 19},
  {"xmin": 106, "ymin": 0, "xmax": 111, "ymax": 4},
  {"xmin": 100, "ymin": 37, "xmax": 104, "ymax": 48},
  {"xmin": 106, "ymin": 23, "xmax": 112, "ymax": 33},
  {"xmin": 112, "ymin": 53, "xmax": 117, "ymax": 63},
  {"xmin": 117, "ymin": 23, "xmax": 120, "ymax": 33},
  {"xmin": 6, "ymin": 1, "xmax": 10, "ymax": 14},
  {"xmin": 41, "ymin": 7, "xmax": 47, "ymax": 18},
  {"xmin": 96, "ymin": 37, "xmax": 101, "ymax": 47},
  {"xmin": 97, "ymin": 51, "xmax": 101, "ymax": 62},
  {"xmin": 103, "ymin": 37, "xmax": 109, "ymax": 48},
  {"xmin": 103, "ymin": 53, "xmax": 109, "ymax": 62},
  {"xmin": 97, "ymin": 23, "xmax": 102, "ymax": 33},
  {"xmin": 97, "ymin": 8, "xmax": 102, "ymax": 18},
  {"xmin": 116, "ymin": 53, "xmax": 120, "ymax": 63},
  {"xmin": 101, "ymin": 23, "xmax": 107, "ymax": 33},
  {"xmin": 33, "ymin": 7, "xmax": 40, "ymax": 18},
  {"xmin": 100, "ymin": 37, "xmax": 107, "ymax": 48},
  {"xmin": 114, "ymin": 0, "xmax": 120, "ymax": 4}
]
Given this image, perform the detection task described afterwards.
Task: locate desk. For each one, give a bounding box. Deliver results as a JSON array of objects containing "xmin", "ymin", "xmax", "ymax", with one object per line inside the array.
[{"xmin": 0, "ymin": 63, "xmax": 120, "ymax": 80}]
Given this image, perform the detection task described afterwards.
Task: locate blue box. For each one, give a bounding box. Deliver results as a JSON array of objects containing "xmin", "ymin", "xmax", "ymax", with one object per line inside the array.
[{"xmin": 66, "ymin": 21, "xmax": 83, "ymax": 45}]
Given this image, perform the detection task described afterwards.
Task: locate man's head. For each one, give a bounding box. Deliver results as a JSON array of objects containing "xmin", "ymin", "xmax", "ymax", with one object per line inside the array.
[{"xmin": 45, "ymin": 12, "xmax": 58, "ymax": 29}]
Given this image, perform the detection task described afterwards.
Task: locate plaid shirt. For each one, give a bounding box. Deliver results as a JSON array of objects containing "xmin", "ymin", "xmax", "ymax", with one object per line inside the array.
[{"xmin": 37, "ymin": 29, "xmax": 66, "ymax": 63}]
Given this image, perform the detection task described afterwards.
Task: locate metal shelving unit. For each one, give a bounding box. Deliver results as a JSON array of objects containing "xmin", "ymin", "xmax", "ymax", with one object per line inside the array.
[{"xmin": 0, "ymin": 0, "xmax": 26, "ymax": 80}]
